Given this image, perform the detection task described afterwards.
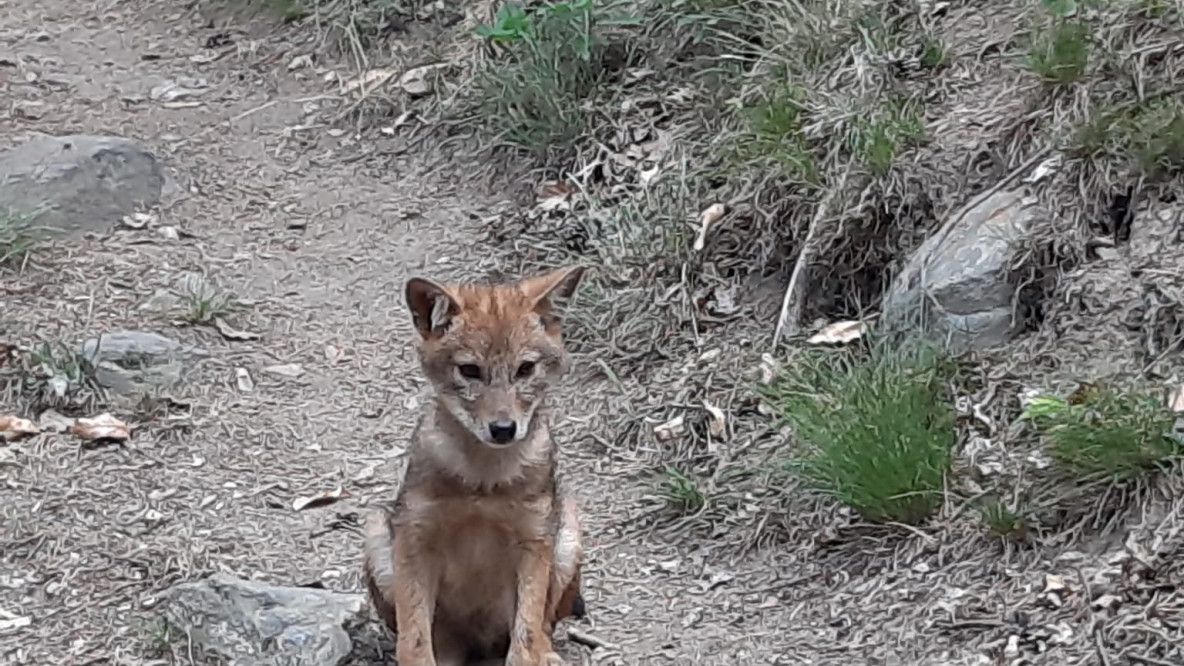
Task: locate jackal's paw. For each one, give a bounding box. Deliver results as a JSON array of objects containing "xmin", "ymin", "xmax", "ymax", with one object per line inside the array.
[{"xmin": 541, "ymin": 651, "xmax": 567, "ymax": 666}]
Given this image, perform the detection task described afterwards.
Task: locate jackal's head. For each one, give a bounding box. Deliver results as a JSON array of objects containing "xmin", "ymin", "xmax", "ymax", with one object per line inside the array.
[{"xmin": 404, "ymin": 266, "xmax": 585, "ymax": 448}]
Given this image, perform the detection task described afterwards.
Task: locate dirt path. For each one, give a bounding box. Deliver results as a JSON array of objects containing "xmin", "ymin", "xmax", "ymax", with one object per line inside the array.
[{"xmin": 0, "ymin": 1, "xmax": 813, "ymax": 664}]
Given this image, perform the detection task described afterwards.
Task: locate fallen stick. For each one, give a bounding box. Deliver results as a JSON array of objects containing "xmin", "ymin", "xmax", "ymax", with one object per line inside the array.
[
  {"xmin": 567, "ymin": 627, "xmax": 619, "ymax": 652},
  {"xmin": 772, "ymin": 163, "xmax": 851, "ymax": 347}
]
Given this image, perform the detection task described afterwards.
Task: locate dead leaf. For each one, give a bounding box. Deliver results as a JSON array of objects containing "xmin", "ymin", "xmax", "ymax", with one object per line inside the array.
[
  {"xmin": 692, "ymin": 203, "xmax": 727, "ymax": 252},
  {"xmin": 653, "ymin": 415, "xmax": 685, "ymax": 442},
  {"xmin": 702, "ymin": 400, "xmax": 727, "ymax": 439},
  {"xmin": 120, "ymin": 212, "xmax": 156, "ymax": 229},
  {"xmin": 214, "ymin": 317, "xmax": 261, "ymax": 341},
  {"xmin": 37, "ymin": 409, "xmax": 75, "ymax": 433},
  {"xmin": 263, "ymin": 363, "xmax": 305, "ymax": 378},
  {"xmin": 388, "ymin": 110, "xmax": 415, "ymax": 132},
  {"xmin": 287, "ymin": 54, "xmax": 314, "ymax": 71},
  {"xmin": 807, "ymin": 320, "xmax": 867, "ymax": 345},
  {"xmin": 1169, "ymin": 383, "xmax": 1184, "ymax": 413},
  {"xmin": 0, "ymin": 416, "xmax": 39, "ymax": 442},
  {"xmin": 757, "ymin": 353, "xmax": 779, "ymax": 385},
  {"xmin": 535, "ymin": 181, "xmax": 576, "ymax": 212},
  {"xmin": 292, "ymin": 486, "xmax": 349, "ymax": 511},
  {"xmin": 398, "ymin": 63, "xmax": 450, "ymax": 96},
  {"xmin": 1043, "ymin": 574, "xmax": 1068, "ymax": 594},
  {"xmin": 536, "ymin": 180, "xmax": 575, "ymax": 201},
  {"xmin": 342, "ymin": 67, "xmax": 397, "ymax": 95},
  {"xmin": 0, "ymin": 609, "xmax": 31, "ymax": 633},
  {"xmin": 161, "ymin": 101, "xmax": 205, "ymax": 109},
  {"xmin": 353, "ymin": 463, "xmax": 378, "ymax": 482},
  {"xmin": 69, "ymin": 413, "xmax": 130, "ymax": 443},
  {"xmin": 1093, "ymin": 593, "xmax": 1121, "ymax": 611},
  {"xmin": 235, "ymin": 367, "xmax": 254, "ymax": 393},
  {"xmin": 150, "ymin": 79, "xmax": 206, "ymax": 102}
]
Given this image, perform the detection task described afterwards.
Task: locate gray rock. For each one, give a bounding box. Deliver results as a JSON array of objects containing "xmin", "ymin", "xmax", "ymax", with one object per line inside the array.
[
  {"xmin": 0, "ymin": 134, "xmax": 164, "ymax": 237},
  {"xmin": 78, "ymin": 330, "xmax": 205, "ymax": 396},
  {"xmin": 160, "ymin": 574, "xmax": 366, "ymax": 666},
  {"xmin": 882, "ymin": 188, "xmax": 1045, "ymax": 351}
]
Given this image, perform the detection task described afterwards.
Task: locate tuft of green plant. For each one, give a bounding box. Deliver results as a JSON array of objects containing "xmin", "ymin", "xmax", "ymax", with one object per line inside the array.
[
  {"xmin": 474, "ymin": 0, "xmax": 640, "ymax": 154},
  {"xmin": 731, "ymin": 83, "xmax": 818, "ymax": 184},
  {"xmin": 264, "ymin": 0, "xmax": 307, "ymax": 21},
  {"xmin": 919, "ymin": 34, "xmax": 949, "ymax": 68},
  {"xmin": 179, "ymin": 276, "xmax": 239, "ymax": 324},
  {"xmin": 143, "ymin": 616, "xmax": 175, "ymax": 657},
  {"xmin": 1026, "ymin": 0, "xmax": 1092, "ymax": 86},
  {"xmin": 1129, "ymin": 100, "xmax": 1184, "ymax": 177},
  {"xmin": 1135, "ymin": 0, "xmax": 1174, "ymax": 18},
  {"xmin": 8, "ymin": 341, "xmax": 103, "ymax": 406},
  {"xmin": 849, "ymin": 97, "xmax": 927, "ymax": 176},
  {"xmin": 977, "ymin": 497, "xmax": 1031, "ymax": 541},
  {"xmin": 1071, "ymin": 98, "xmax": 1184, "ymax": 178},
  {"xmin": 0, "ymin": 210, "xmax": 37, "ymax": 266},
  {"xmin": 1022, "ymin": 385, "xmax": 1183, "ymax": 481},
  {"xmin": 659, "ymin": 465, "xmax": 707, "ymax": 513},
  {"xmin": 763, "ymin": 337, "xmax": 957, "ymax": 525}
]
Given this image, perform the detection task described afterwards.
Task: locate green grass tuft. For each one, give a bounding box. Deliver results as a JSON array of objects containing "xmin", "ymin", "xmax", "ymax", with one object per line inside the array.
[
  {"xmin": 1026, "ymin": 18, "xmax": 1091, "ymax": 86},
  {"xmin": 1071, "ymin": 98, "xmax": 1184, "ymax": 178},
  {"xmin": 0, "ymin": 210, "xmax": 37, "ymax": 266},
  {"xmin": 179, "ymin": 276, "xmax": 240, "ymax": 324},
  {"xmin": 731, "ymin": 83, "xmax": 818, "ymax": 184},
  {"xmin": 474, "ymin": 0, "xmax": 640, "ymax": 155},
  {"xmin": 659, "ymin": 465, "xmax": 707, "ymax": 513},
  {"xmin": 763, "ymin": 338, "xmax": 957, "ymax": 525},
  {"xmin": 977, "ymin": 497, "xmax": 1031, "ymax": 541},
  {"xmin": 919, "ymin": 35, "xmax": 949, "ymax": 69},
  {"xmin": 849, "ymin": 97, "xmax": 927, "ymax": 176},
  {"xmin": 1022, "ymin": 385, "xmax": 1182, "ymax": 481}
]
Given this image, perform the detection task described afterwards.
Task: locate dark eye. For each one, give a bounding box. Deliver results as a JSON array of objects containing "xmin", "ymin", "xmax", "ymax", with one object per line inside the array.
[
  {"xmin": 458, "ymin": 364, "xmax": 482, "ymax": 380},
  {"xmin": 515, "ymin": 361, "xmax": 536, "ymax": 379}
]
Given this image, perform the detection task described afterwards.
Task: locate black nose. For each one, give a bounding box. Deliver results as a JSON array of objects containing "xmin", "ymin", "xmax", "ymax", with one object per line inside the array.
[{"xmin": 489, "ymin": 420, "xmax": 517, "ymax": 443}]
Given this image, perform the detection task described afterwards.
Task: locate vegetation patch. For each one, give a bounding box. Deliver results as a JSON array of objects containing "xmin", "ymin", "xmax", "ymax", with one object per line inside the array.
[
  {"xmin": 0, "ymin": 209, "xmax": 37, "ymax": 267},
  {"xmin": 1022, "ymin": 385, "xmax": 1183, "ymax": 481},
  {"xmin": 763, "ymin": 338, "xmax": 957, "ymax": 525},
  {"xmin": 1071, "ymin": 97, "xmax": 1184, "ymax": 179},
  {"xmin": 977, "ymin": 496, "xmax": 1033, "ymax": 542},
  {"xmin": 1, "ymin": 340, "xmax": 104, "ymax": 412},
  {"xmin": 658, "ymin": 464, "xmax": 707, "ymax": 514},
  {"xmin": 474, "ymin": 0, "xmax": 640, "ymax": 157}
]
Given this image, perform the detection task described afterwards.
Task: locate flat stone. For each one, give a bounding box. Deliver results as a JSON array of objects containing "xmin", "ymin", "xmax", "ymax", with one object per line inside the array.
[
  {"xmin": 0, "ymin": 134, "xmax": 164, "ymax": 237},
  {"xmin": 77, "ymin": 330, "xmax": 205, "ymax": 396},
  {"xmin": 882, "ymin": 188, "xmax": 1046, "ymax": 351},
  {"xmin": 160, "ymin": 574, "xmax": 366, "ymax": 666}
]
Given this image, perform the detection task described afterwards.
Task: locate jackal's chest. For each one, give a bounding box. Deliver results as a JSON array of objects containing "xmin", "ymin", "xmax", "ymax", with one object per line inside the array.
[{"xmin": 415, "ymin": 495, "xmax": 542, "ymax": 646}]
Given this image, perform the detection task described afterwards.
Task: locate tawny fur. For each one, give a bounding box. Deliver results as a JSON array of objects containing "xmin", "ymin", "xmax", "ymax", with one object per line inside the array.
[{"xmin": 362, "ymin": 267, "xmax": 588, "ymax": 666}]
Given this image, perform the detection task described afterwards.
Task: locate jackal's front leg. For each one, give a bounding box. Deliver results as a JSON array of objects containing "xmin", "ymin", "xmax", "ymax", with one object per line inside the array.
[
  {"xmin": 392, "ymin": 533, "xmax": 438, "ymax": 666},
  {"xmin": 507, "ymin": 538, "xmax": 563, "ymax": 666}
]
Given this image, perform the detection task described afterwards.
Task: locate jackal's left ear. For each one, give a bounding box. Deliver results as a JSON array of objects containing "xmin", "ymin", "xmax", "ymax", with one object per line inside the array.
[
  {"xmin": 405, "ymin": 277, "xmax": 459, "ymax": 340},
  {"xmin": 522, "ymin": 266, "xmax": 586, "ymax": 317}
]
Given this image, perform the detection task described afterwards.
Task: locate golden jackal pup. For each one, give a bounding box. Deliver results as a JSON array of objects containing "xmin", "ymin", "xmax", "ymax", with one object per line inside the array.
[{"xmin": 363, "ymin": 266, "xmax": 587, "ymax": 666}]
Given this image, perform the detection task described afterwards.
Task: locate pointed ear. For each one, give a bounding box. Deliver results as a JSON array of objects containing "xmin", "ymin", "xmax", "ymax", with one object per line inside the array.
[
  {"xmin": 405, "ymin": 277, "xmax": 459, "ymax": 339},
  {"xmin": 520, "ymin": 266, "xmax": 586, "ymax": 319}
]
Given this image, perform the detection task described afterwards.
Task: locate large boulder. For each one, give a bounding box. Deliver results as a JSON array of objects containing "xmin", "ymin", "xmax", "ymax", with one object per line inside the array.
[
  {"xmin": 0, "ymin": 134, "xmax": 164, "ymax": 236},
  {"xmin": 160, "ymin": 574, "xmax": 367, "ymax": 666},
  {"xmin": 881, "ymin": 188, "xmax": 1045, "ymax": 351}
]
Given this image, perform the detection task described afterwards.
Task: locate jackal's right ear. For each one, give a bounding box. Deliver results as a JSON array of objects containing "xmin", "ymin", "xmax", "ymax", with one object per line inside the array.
[{"xmin": 405, "ymin": 277, "xmax": 459, "ymax": 339}]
